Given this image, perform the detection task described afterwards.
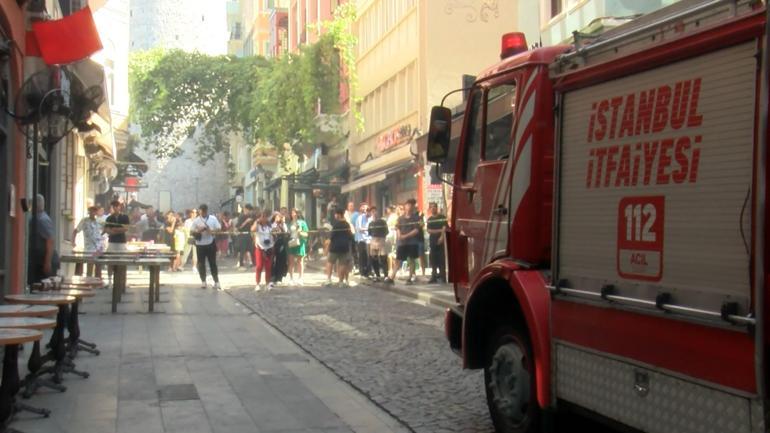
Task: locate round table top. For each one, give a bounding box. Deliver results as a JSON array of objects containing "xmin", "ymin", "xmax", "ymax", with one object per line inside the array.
[
  {"xmin": 0, "ymin": 317, "xmax": 56, "ymax": 330},
  {"xmin": 0, "ymin": 305, "xmax": 58, "ymax": 317},
  {"xmin": 5, "ymin": 294, "xmax": 77, "ymax": 305},
  {"xmin": 0, "ymin": 328, "xmax": 43, "ymax": 345}
]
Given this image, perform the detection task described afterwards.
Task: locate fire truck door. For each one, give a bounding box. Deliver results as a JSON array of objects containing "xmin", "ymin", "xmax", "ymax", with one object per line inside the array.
[{"xmin": 454, "ymin": 84, "xmax": 517, "ymax": 288}]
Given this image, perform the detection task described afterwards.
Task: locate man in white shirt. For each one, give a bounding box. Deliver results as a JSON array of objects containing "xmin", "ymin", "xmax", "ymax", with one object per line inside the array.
[
  {"xmin": 72, "ymin": 205, "xmax": 104, "ymax": 277},
  {"xmin": 191, "ymin": 204, "xmax": 222, "ymax": 290}
]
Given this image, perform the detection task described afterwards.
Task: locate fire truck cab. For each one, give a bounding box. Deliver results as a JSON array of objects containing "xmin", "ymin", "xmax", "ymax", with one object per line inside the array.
[{"xmin": 428, "ymin": 1, "xmax": 770, "ymax": 432}]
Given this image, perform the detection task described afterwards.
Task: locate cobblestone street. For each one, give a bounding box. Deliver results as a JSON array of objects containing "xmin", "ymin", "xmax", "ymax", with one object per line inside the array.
[{"xmin": 228, "ymin": 276, "xmax": 493, "ymax": 433}]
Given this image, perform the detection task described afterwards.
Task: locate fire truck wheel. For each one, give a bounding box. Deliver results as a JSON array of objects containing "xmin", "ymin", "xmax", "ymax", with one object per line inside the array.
[{"xmin": 484, "ymin": 326, "xmax": 538, "ymax": 433}]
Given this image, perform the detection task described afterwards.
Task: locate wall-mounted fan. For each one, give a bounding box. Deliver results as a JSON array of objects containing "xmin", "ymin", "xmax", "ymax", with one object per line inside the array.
[{"xmin": 15, "ymin": 65, "xmax": 105, "ymax": 144}]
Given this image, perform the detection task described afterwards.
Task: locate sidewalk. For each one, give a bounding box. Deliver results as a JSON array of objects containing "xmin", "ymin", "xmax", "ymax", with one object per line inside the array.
[
  {"xmin": 14, "ymin": 269, "xmax": 408, "ymax": 433},
  {"xmin": 305, "ymin": 258, "xmax": 456, "ymax": 310}
]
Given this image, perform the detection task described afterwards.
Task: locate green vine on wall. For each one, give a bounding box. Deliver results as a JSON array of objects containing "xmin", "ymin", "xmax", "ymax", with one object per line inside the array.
[{"xmin": 323, "ymin": 2, "xmax": 364, "ymax": 132}]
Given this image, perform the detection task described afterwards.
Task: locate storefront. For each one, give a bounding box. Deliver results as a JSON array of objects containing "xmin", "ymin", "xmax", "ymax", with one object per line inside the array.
[{"xmin": 342, "ymin": 143, "xmax": 420, "ymax": 210}]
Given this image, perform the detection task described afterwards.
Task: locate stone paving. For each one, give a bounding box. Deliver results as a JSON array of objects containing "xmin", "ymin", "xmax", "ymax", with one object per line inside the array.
[
  {"xmin": 11, "ymin": 267, "xmax": 408, "ymax": 433},
  {"xmin": 228, "ymin": 275, "xmax": 495, "ymax": 433}
]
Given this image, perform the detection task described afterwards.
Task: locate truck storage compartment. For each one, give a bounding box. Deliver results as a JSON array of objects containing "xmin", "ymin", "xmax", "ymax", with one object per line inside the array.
[{"xmin": 555, "ymin": 41, "xmax": 757, "ymax": 319}]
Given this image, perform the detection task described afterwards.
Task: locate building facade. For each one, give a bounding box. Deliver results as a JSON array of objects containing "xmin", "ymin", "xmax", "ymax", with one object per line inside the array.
[
  {"xmin": 0, "ymin": 0, "xmax": 31, "ymax": 294},
  {"xmin": 344, "ymin": 0, "xmax": 521, "ymax": 212}
]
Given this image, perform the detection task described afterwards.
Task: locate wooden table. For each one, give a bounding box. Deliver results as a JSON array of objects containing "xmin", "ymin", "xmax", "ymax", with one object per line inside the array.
[
  {"xmin": 135, "ymin": 258, "xmax": 169, "ymax": 312},
  {"xmin": 0, "ymin": 328, "xmax": 46, "ymax": 424},
  {"xmin": 91, "ymin": 256, "xmax": 170, "ymax": 313},
  {"xmin": 0, "ymin": 305, "xmax": 57, "ymax": 318}
]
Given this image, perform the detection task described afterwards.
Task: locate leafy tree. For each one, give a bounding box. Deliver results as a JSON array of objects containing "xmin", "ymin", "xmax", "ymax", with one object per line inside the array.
[{"xmin": 128, "ymin": 4, "xmax": 360, "ymax": 164}]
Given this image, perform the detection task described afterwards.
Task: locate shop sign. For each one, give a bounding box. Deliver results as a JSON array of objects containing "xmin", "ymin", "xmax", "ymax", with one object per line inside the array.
[
  {"xmin": 426, "ymin": 184, "xmax": 443, "ymax": 206},
  {"xmin": 377, "ymin": 124, "xmax": 413, "ymax": 154}
]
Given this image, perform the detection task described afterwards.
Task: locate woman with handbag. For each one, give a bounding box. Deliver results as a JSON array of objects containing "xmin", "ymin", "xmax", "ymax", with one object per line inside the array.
[
  {"xmin": 252, "ymin": 211, "xmax": 274, "ymax": 291},
  {"xmin": 287, "ymin": 208, "xmax": 309, "ymax": 285},
  {"xmin": 270, "ymin": 212, "xmax": 290, "ymax": 286}
]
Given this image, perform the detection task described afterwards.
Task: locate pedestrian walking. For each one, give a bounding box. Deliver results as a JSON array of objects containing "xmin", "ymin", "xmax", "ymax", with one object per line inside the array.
[
  {"xmin": 288, "ymin": 208, "xmax": 309, "ymax": 284},
  {"xmin": 271, "ymin": 212, "xmax": 290, "ymax": 285},
  {"xmin": 367, "ymin": 206, "xmax": 388, "ymax": 281},
  {"xmin": 190, "ymin": 204, "xmax": 222, "ymax": 290},
  {"xmin": 385, "ymin": 199, "xmax": 421, "ymax": 285},
  {"xmin": 72, "ymin": 205, "xmax": 104, "ymax": 278},
  {"xmin": 325, "ymin": 208, "xmax": 353, "ymax": 286},
  {"xmin": 354, "ymin": 202, "xmax": 370, "ymax": 277},
  {"xmin": 252, "ymin": 211, "xmax": 274, "ymax": 291},
  {"xmin": 426, "ymin": 202, "xmax": 448, "ymax": 283}
]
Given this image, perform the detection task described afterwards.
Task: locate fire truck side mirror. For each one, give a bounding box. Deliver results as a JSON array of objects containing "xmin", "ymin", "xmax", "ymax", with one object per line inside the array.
[{"xmin": 427, "ymin": 106, "xmax": 452, "ymax": 163}]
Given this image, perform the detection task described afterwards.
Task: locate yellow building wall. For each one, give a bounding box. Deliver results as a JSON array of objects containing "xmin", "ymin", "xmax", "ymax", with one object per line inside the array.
[{"xmin": 351, "ymin": 0, "xmax": 523, "ymax": 168}]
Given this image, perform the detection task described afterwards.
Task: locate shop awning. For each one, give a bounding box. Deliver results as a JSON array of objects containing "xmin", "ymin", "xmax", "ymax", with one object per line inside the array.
[{"xmin": 341, "ymin": 171, "xmax": 387, "ymax": 194}]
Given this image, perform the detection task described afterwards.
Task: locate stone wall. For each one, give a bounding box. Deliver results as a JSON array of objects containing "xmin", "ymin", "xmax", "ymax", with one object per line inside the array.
[
  {"xmin": 135, "ymin": 136, "xmax": 230, "ymax": 213},
  {"xmin": 129, "ymin": 0, "xmax": 228, "ymax": 55}
]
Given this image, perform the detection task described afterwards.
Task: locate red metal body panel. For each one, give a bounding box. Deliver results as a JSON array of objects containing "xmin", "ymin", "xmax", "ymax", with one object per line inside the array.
[
  {"xmin": 554, "ymin": 10, "xmax": 766, "ymax": 93},
  {"xmin": 463, "ymin": 265, "xmax": 552, "ymax": 408},
  {"xmin": 552, "ymin": 300, "xmax": 756, "ymax": 393}
]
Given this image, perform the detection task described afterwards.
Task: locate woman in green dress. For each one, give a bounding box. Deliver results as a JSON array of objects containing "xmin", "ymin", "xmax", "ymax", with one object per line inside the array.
[{"xmin": 287, "ymin": 208, "xmax": 309, "ymax": 284}]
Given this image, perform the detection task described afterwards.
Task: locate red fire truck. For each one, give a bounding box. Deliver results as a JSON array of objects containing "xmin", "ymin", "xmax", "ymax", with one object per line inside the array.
[{"xmin": 427, "ymin": 0, "xmax": 770, "ymax": 432}]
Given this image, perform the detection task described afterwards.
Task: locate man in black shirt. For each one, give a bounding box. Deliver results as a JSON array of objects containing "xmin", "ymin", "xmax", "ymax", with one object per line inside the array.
[
  {"xmin": 366, "ymin": 206, "xmax": 388, "ymax": 281},
  {"xmin": 104, "ymin": 200, "xmax": 129, "ymax": 250},
  {"xmin": 426, "ymin": 202, "xmax": 448, "ymax": 283},
  {"xmin": 104, "ymin": 200, "xmax": 129, "ymax": 289},
  {"xmin": 325, "ymin": 208, "xmax": 353, "ymax": 287}
]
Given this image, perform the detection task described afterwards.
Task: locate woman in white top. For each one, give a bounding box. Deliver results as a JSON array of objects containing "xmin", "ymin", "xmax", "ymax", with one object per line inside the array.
[{"xmin": 251, "ymin": 211, "xmax": 274, "ymax": 290}]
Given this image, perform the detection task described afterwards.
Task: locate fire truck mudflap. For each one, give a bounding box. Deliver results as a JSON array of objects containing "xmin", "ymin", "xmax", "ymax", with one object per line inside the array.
[{"xmin": 551, "ymin": 28, "xmax": 763, "ymax": 433}]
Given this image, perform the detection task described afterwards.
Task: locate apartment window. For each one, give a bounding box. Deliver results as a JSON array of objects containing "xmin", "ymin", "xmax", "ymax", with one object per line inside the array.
[{"xmin": 550, "ymin": 0, "xmax": 562, "ymax": 17}]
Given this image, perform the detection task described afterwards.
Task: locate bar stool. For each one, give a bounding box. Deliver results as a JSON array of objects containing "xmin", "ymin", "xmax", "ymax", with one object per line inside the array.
[
  {"xmin": 0, "ymin": 328, "xmax": 43, "ymax": 433},
  {"xmin": 0, "ymin": 305, "xmax": 64, "ymax": 399},
  {"xmin": 4, "ymin": 295, "xmax": 81, "ymax": 389},
  {"xmin": 0, "ymin": 317, "xmax": 56, "ymax": 419}
]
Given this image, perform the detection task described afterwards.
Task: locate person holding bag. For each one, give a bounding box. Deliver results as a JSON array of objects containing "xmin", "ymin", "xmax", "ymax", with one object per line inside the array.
[
  {"xmin": 252, "ymin": 211, "xmax": 274, "ymax": 291},
  {"xmin": 270, "ymin": 212, "xmax": 290, "ymax": 286},
  {"xmin": 287, "ymin": 208, "xmax": 309, "ymax": 285},
  {"xmin": 191, "ymin": 204, "xmax": 222, "ymax": 290}
]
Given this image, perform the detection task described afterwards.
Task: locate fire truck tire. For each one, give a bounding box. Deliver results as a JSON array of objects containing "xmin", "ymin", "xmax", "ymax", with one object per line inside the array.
[{"xmin": 484, "ymin": 326, "xmax": 539, "ymax": 433}]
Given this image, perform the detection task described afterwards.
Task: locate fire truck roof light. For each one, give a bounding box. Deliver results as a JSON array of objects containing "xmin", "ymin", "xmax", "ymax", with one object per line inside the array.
[{"xmin": 500, "ymin": 32, "xmax": 528, "ymax": 60}]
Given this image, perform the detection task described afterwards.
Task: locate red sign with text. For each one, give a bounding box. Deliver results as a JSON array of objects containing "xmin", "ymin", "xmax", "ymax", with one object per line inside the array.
[{"xmin": 617, "ymin": 196, "xmax": 665, "ymax": 281}]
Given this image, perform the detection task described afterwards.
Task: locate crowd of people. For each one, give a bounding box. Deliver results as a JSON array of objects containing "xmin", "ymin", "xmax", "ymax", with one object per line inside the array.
[
  {"xmin": 70, "ymin": 193, "xmax": 448, "ymax": 291},
  {"xmin": 321, "ymin": 198, "xmax": 448, "ymax": 288}
]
